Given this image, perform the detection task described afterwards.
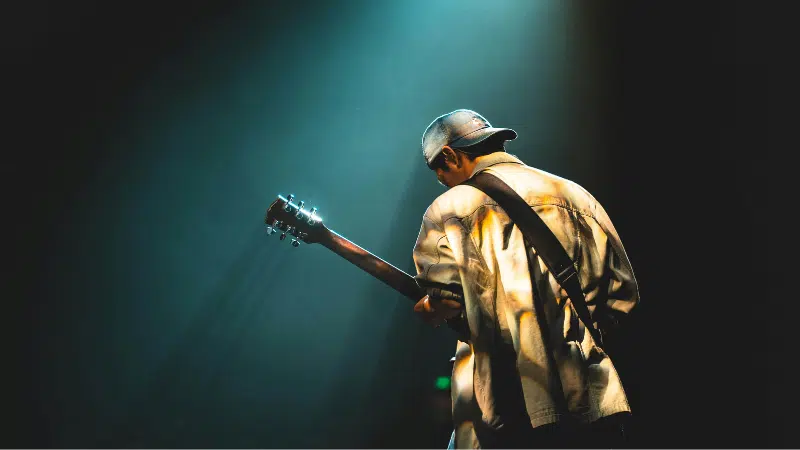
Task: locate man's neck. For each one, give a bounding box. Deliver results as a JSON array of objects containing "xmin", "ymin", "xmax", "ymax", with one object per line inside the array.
[{"xmin": 461, "ymin": 158, "xmax": 480, "ymax": 180}]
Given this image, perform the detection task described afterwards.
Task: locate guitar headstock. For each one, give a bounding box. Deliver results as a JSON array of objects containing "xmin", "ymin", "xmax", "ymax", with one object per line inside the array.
[{"xmin": 265, "ymin": 194, "xmax": 325, "ymax": 247}]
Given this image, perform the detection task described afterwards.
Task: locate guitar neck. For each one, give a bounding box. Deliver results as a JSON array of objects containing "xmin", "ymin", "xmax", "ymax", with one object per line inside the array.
[
  {"xmin": 318, "ymin": 226, "xmax": 423, "ymax": 302},
  {"xmin": 309, "ymin": 224, "xmax": 468, "ymax": 339}
]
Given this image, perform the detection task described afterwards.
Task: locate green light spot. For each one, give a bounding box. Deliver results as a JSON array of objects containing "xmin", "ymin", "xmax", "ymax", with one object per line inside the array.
[{"xmin": 435, "ymin": 376, "xmax": 451, "ymax": 390}]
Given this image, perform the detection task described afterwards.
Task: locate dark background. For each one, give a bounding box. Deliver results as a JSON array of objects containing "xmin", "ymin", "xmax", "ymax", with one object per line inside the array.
[{"xmin": 2, "ymin": 1, "xmax": 789, "ymax": 448}]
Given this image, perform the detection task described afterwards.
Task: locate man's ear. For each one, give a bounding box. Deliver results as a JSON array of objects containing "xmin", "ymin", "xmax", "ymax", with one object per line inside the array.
[{"xmin": 441, "ymin": 146, "xmax": 460, "ymax": 168}]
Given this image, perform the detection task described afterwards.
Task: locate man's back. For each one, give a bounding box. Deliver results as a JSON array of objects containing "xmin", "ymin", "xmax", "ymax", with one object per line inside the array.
[{"xmin": 413, "ymin": 152, "xmax": 639, "ymax": 447}]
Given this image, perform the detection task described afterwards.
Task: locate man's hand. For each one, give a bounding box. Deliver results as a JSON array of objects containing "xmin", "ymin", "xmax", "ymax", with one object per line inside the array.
[{"xmin": 413, "ymin": 295, "xmax": 463, "ymax": 328}]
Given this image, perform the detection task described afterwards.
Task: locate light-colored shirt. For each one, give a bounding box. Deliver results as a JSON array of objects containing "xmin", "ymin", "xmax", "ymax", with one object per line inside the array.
[{"xmin": 412, "ymin": 152, "xmax": 639, "ymax": 448}]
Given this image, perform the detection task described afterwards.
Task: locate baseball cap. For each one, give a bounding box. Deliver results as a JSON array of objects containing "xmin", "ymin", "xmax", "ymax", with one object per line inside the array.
[{"xmin": 421, "ymin": 109, "xmax": 517, "ymax": 167}]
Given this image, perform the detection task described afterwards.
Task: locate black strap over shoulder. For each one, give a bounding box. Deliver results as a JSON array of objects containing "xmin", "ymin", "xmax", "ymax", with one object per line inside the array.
[{"xmin": 463, "ymin": 171, "xmax": 604, "ymax": 347}]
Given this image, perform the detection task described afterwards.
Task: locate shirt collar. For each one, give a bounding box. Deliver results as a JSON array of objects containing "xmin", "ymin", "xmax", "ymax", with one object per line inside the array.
[{"xmin": 468, "ymin": 152, "xmax": 524, "ymax": 179}]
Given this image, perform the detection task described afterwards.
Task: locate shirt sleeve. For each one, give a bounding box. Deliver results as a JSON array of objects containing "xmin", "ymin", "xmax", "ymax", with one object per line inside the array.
[
  {"xmin": 593, "ymin": 203, "xmax": 640, "ymax": 330},
  {"xmin": 412, "ymin": 207, "xmax": 464, "ymax": 301}
]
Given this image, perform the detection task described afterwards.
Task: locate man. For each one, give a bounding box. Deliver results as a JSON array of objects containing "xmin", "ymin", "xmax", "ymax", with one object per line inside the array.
[{"xmin": 411, "ymin": 109, "xmax": 639, "ymax": 448}]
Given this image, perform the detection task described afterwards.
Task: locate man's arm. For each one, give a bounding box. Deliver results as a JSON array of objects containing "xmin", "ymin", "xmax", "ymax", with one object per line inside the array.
[
  {"xmin": 411, "ymin": 207, "xmax": 465, "ymax": 328},
  {"xmin": 593, "ymin": 202, "xmax": 640, "ymax": 332}
]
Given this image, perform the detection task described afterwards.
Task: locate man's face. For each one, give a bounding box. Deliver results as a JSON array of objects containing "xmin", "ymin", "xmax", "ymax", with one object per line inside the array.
[
  {"xmin": 434, "ymin": 165, "xmax": 460, "ymax": 188},
  {"xmin": 430, "ymin": 148, "xmax": 469, "ymax": 188}
]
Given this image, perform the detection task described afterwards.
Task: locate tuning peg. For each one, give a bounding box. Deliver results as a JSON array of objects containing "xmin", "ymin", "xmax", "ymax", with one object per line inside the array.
[
  {"xmin": 280, "ymin": 226, "xmax": 294, "ymax": 241},
  {"xmin": 266, "ymin": 219, "xmax": 280, "ymax": 235},
  {"xmin": 307, "ymin": 207, "xmax": 318, "ymax": 225},
  {"xmin": 291, "ymin": 239, "xmax": 300, "ymax": 247},
  {"xmin": 295, "ymin": 201, "xmax": 305, "ymax": 219},
  {"xmin": 283, "ymin": 194, "xmax": 295, "ymax": 212}
]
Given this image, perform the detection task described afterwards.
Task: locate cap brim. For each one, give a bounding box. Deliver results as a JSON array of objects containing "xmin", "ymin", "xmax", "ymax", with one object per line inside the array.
[{"xmin": 450, "ymin": 127, "xmax": 517, "ymax": 150}]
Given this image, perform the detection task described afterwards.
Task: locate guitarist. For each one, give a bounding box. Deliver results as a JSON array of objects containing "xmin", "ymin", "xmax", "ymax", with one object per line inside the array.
[{"xmin": 411, "ymin": 110, "xmax": 640, "ymax": 449}]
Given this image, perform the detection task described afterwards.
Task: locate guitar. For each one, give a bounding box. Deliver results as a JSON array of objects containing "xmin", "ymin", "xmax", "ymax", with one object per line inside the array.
[{"xmin": 264, "ymin": 193, "xmax": 467, "ymax": 337}]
